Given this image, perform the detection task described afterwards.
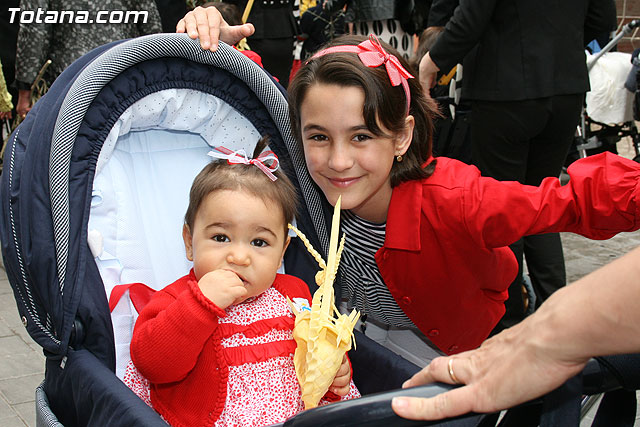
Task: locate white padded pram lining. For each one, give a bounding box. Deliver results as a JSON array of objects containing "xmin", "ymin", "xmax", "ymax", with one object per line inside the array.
[
  {"xmin": 586, "ymin": 51, "xmax": 635, "ymax": 124},
  {"xmin": 89, "ymin": 89, "xmax": 262, "ymax": 379}
]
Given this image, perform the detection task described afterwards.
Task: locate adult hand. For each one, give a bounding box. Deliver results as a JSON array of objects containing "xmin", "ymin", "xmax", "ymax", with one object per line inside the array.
[
  {"xmin": 390, "ymin": 316, "xmax": 588, "ymax": 421},
  {"xmin": 0, "ymin": 110, "xmax": 11, "ymax": 120},
  {"xmin": 176, "ymin": 6, "xmax": 255, "ymax": 52},
  {"xmin": 198, "ymin": 269, "xmax": 248, "ymax": 309},
  {"xmin": 418, "ymin": 52, "xmax": 440, "ymax": 98},
  {"xmin": 16, "ymin": 89, "xmax": 31, "ymax": 119},
  {"xmin": 328, "ymin": 354, "xmax": 351, "ymax": 396}
]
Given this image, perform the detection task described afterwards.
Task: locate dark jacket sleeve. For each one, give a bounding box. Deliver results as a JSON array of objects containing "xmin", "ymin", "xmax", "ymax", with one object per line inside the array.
[
  {"xmin": 583, "ymin": 0, "xmax": 616, "ymax": 46},
  {"xmin": 427, "ymin": 0, "xmax": 459, "ymax": 27},
  {"xmin": 323, "ymin": 0, "xmax": 349, "ymax": 15},
  {"xmin": 428, "ymin": 0, "xmax": 498, "ymax": 72}
]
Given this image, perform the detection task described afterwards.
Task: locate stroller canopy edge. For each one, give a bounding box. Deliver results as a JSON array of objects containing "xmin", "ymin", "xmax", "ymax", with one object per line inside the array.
[{"xmin": 49, "ymin": 33, "xmax": 329, "ymax": 305}]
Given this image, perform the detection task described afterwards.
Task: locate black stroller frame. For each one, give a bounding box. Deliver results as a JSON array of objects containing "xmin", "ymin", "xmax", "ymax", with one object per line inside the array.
[{"xmin": 575, "ymin": 19, "xmax": 640, "ymax": 162}]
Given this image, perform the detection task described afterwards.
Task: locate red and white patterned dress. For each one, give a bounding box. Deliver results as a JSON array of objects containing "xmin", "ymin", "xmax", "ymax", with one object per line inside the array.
[{"xmin": 125, "ymin": 276, "xmax": 360, "ymax": 427}]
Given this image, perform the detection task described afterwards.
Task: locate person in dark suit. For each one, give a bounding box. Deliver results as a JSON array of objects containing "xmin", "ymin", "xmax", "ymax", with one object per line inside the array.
[
  {"xmin": 155, "ymin": 0, "xmax": 189, "ymax": 33},
  {"xmin": 226, "ymin": 0, "xmax": 298, "ymax": 88},
  {"xmin": 419, "ymin": 0, "xmax": 617, "ymax": 331}
]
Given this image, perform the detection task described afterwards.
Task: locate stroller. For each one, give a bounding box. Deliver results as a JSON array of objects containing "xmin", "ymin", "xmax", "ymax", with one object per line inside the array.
[
  {"xmin": 0, "ymin": 33, "xmax": 433, "ymax": 426},
  {"xmin": 570, "ymin": 19, "xmax": 640, "ymax": 164},
  {"xmin": 0, "ymin": 33, "xmax": 638, "ymax": 427}
]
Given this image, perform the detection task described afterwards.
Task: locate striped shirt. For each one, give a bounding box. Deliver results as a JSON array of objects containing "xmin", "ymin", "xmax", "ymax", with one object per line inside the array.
[{"xmin": 339, "ymin": 210, "xmax": 416, "ymax": 328}]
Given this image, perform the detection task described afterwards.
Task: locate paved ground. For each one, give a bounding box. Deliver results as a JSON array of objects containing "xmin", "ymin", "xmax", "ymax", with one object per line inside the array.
[
  {"xmin": 0, "ymin": 263, "xmax": 44, "ymax": 427},
  {"xmin": 1, "ymin": 141, "xmax": 640, "ymax": 426}
]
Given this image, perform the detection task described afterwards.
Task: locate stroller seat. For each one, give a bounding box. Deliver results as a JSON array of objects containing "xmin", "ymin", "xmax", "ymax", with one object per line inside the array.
[
  {"xmin": 90, "ymin": 88, "xmax": 265, "ymax": 379},
  {"xmin": 0, "ymin": 34, "xmax": 423, "ymax": 426}
]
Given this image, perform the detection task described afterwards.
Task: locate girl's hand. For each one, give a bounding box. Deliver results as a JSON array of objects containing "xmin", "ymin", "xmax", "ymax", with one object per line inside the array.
[
  {"xmin": 176, "ymin": 6, "xmax": 255, "ymax": 52},
  {"xmin": 329, "ymin": 354, "xmax": 351, "ymax": 396},
  {"xmin": 198, "ymin": 270, "xmax": 248, "ymax": 309}
]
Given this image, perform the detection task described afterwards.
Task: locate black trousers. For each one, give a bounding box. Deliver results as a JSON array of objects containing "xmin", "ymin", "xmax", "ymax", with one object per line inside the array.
[
  {"xmin": 248, "ymin": 37, "xmax": 294, "ymax": 89},
  {"xmin": 470, "ymin": 94, "xmax": 584, "ymax": 330}
]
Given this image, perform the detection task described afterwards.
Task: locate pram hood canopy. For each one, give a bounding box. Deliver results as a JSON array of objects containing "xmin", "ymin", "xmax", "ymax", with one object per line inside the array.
[{"xmin": 0, "ymin": 34, "xmax": 330, "ymax": 362}]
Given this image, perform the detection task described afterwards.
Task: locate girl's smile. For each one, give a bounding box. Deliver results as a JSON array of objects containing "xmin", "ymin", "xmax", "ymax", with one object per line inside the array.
[
  {"xmin": 327, "ymin": 176, "xmax": 361, "ymax": 187},
  {"xmin": 299, "ymin": 83, "xmax": 412, "ymax": 222}
]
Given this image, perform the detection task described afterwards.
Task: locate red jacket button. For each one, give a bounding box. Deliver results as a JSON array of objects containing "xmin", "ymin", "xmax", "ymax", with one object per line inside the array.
[
  {"xmin": 402, "ymin": 296, "xmax": 412, "ymax": 305},
  {"xmin": 448, "ymin": 345, "xmax": 459, "ymax": 353},
  {"xmin": 382, "ymin": 251, "xmax": 389, "ymax": 260},
  {"xmin": 427, "ymin": 329, "xmax": 439, "ymax": 337}
]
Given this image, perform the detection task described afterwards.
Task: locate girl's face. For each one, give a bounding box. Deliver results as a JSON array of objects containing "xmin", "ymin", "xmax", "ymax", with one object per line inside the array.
[
  {"xmin": 183, "ymin": 189, "xmax": 290, "ymax": 302},
  {"xmin": 299, "ymin": 83, "xmax": 413, "ymax": 222}
]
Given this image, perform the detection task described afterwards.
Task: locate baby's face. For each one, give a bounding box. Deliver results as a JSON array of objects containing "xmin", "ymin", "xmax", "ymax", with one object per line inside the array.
[{"xmin": 184, "ymin": 189, "xmax": 289, "ymax": 302}]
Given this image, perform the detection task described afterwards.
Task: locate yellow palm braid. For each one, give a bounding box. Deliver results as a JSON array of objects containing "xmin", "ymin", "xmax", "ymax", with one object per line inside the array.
[{"xmin": 287, "ymin": 196, "xmax": 360, "ymax": 408}]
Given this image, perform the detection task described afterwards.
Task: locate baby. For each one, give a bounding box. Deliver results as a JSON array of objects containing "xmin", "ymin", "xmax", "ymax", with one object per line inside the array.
[{"xmin": 129, "ymin": 138, "xmax": 359, "ymax": 427}]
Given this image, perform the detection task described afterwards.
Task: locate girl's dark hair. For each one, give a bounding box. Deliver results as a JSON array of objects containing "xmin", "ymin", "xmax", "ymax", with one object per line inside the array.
[
  {"xmin": 184, "ymin": 137, "xmax": 298, "ymax": 238},
  {"xmin": 288, "ymin": 35, "xmax": 439, "ymax": 187}
]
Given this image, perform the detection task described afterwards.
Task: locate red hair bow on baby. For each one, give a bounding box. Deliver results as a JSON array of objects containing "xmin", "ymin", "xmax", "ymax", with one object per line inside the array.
[
  {"xmin": 309, "ymin": 34, "xmax": 414, "ymax": 114},
  {"xmin": 208, "ymin": 146, "xmax": 280, "ymax": 181}
]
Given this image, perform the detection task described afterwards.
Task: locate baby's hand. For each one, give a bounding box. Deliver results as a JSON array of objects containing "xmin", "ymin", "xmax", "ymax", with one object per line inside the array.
[
  {"xmin": 328, "ymin": 354, "xmax": 351, "ymax": 397},
  {"xmin": 198, "ymin": 270, "xmax": 247, "ymax": 309}
]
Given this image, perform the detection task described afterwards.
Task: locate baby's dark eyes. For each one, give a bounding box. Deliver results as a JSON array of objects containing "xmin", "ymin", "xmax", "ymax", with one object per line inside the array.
[
  {"xmin": 212, "ymin": 234, "xmax": 229, "ymax": 243},
  {"xmin": 251, "ymin": 239, "xmax": 269, "ymax": 247}
]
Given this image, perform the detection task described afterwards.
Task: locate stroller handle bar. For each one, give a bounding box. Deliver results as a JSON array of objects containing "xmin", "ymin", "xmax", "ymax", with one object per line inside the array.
[
  {"xmin": 588, "ymin": 19, "xmax": 640, "ymax": 70},
  {"xmin": 264, "ymin": 382, "xmax": 476, "ymax": 427}
]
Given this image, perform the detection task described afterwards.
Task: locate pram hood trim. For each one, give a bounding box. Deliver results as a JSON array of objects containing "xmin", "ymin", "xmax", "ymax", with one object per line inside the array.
[
  {"xmin": 2, "ymin": 34, "xmax": 329, "ymax": 356},
  {"xmin": 49, "ymin": 33, "xmax": 328, "ymax": 299}
]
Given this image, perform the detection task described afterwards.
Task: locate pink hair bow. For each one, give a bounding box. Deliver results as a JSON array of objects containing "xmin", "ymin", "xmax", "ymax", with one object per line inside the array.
[
  {"xmin": 208, "ymin": 146, "xmax": 280, "ymax": 181},
  {"xmin": 310, "ymin": 34, "xmax": 414, "ymax": 114}
]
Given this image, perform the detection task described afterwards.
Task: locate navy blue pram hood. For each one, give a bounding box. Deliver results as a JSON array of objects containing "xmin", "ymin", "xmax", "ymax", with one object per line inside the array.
[
  {"xmin": 0, "ymin": 34, "xmax": 428, "ymax": 427},
  {"xmin": 0, "ymin": 34, "xmax": 330, "ymax": 366}
]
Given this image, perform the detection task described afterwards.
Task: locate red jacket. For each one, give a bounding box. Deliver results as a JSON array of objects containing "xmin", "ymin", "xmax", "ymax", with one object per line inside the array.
[
  {"xmin": 131, "ymin": 271, "xmax": 312, "ymax": 427},
  {"xmin": 376, "ymin": 152, "xmax": 640, "ymax": 354}
]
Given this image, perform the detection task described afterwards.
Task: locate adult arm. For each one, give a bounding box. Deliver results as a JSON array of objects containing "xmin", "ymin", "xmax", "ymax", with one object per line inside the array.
[
  {"xmin": 16, "ymin": 89, "xmax": 30, "ymax": 118},
  {"xmin": 392, "ymin": 244, "xmax": 640, "ymax": 420},
  {"xmin": 427, "ymin": 0, "xmax": 460, "ymax": 27},
  {"xmin": 131, "ymin": 279, "xmax": 226, "ymax": 384},
  {"xmin": 323, "ymin": 0, "xmax": 349, "ymax": 15},
  {"xmin": 176, "ymin": 6, "xmax": 255, "ymax": 51},
  {"xmin": 426, "ymin": 0, "xmax": 498, "ymax": 72},
  {"xmin": 418, "ymin": 0, "xmax": 497, "ymax": 91},
  {"xmin": 583, "ymin": 0, "xmax": 617, "ymax": 46}
]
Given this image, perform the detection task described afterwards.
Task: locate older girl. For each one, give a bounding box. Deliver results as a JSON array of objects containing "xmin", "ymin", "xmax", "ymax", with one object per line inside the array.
[{"xmin": 179, "ymin": 10, "xmax": 640, "ymax": 365}]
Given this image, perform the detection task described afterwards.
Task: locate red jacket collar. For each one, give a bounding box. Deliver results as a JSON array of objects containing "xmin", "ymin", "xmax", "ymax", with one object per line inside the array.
[{"xmin": 385, "ymin": 178, "xmax": 423, "ymax": 251}]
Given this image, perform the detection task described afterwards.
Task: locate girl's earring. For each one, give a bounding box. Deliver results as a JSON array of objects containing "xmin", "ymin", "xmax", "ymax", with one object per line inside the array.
[{"xmin": 396, "ymin": 155, "xmax": 403, "ymax": 162}]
